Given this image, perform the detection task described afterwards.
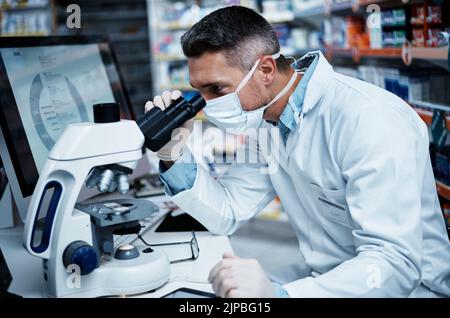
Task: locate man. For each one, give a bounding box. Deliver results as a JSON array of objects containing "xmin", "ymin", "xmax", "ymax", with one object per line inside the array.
[{"xmin": 145, "ymin": 6, "xmax": 450, "ymax": 297}]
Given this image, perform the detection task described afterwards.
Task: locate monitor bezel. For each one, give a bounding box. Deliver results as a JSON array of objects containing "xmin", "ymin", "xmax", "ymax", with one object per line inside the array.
[{"xmin": 0, "ymin": 35, "xmax": 135, "ymax": 221}]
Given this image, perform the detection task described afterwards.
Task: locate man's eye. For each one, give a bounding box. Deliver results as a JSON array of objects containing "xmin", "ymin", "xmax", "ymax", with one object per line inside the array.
[{"xmin": 209, "ymin": 86, "xmax": 224, "ymax": 94}]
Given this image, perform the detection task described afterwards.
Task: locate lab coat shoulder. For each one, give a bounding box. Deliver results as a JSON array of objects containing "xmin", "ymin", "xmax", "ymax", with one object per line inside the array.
[
  {"xmin": 329, "ymin": 72, "xmax": 427, "ymax": 133},
  {"xmin": 322, "ymin": 73, "xmax": 429, "ymax": 162},
  {"xmin": 284, "ymin": 70, "xmax": 435, "ymax": 297}
]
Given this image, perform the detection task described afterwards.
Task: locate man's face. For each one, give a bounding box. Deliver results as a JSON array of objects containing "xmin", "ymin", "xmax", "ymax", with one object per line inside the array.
[{"xmin": 188, "ymin": 51, "xmax": 269, "ymax": 112}]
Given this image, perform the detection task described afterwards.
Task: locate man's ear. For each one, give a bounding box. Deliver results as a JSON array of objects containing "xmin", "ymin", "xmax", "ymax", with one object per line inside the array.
[{"xmin": 258, "ymin": 55, "xmax": 277, "ymax": 86}]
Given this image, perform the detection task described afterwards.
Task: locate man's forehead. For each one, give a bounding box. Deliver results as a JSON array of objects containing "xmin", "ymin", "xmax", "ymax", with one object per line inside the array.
[{"xmin": 188, "ymin": 52, "xmax": 241, "ymax": 88}]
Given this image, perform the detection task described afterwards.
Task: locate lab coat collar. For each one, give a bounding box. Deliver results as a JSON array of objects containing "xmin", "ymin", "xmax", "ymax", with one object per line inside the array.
[{"xmin": 298, "ymin": 51, "xmax": 333, "ymax": 116}]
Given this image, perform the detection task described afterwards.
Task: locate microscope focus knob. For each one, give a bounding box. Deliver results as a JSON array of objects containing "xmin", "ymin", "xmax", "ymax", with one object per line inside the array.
[{"xmin": 63, "ymin": 241, "xmax": 99, "ymax": 275}]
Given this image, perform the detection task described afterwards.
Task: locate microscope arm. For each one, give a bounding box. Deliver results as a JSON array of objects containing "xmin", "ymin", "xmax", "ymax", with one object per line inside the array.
[{"xmin": 23, "ymin": 121, "xmax": 143, "ymax": 260}]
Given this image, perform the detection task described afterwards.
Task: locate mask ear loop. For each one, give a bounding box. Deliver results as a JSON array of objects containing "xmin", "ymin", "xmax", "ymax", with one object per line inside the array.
[
  {"xmin": 285, "ymin": 55, "xmax": 309, "ymax": 74},
  {"xmin": 235, "ymin": 51, "xmax": 281, "ymax": 93},
  {"xmin": 282, "ymin": 55, "xmax": 306, "ymax": 74},
  {"xmin": 284, "ymin": 55, "xmax": 297, "ymax": 65},
  {"xmin": 264, "ymin": 71, "xmax": 298, "ymax": 108},
  {"xmin": 236, "ymin": 59, "xmax": 261, "ymax": 93},
  {"xmin": 246, "ymin": 69, "xmax": 299, "ymax": 115}
]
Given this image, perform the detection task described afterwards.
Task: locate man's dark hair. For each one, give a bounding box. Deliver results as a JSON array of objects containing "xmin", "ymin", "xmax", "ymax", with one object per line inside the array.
[{"xmin": 181, "ymin": 6, "xmax": 291, "ymax": 73}]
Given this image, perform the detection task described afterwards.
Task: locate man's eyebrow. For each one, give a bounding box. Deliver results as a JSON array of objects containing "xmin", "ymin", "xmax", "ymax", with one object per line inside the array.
[{"xmin": 190, "ymin": 81, "xmax": 224, "ymax": 90}]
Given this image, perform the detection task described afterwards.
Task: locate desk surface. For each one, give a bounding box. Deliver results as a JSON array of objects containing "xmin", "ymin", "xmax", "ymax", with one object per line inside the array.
[{"xmin": 0, "ymin": 195, "xmax": 233, "ymax": 298}]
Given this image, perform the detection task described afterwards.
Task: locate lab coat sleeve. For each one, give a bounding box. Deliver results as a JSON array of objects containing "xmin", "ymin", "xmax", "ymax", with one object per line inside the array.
[
  {"xmin": 283, "ymin": 104, "xmax": 427, "ymax": 297},
  {"xmin": 163, "ymin": 145, "xmax": 277, "ymax": 235}
]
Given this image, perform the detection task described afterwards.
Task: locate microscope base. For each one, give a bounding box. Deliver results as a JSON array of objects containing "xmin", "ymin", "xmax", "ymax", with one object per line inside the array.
[{"xmin": 50, "ymin": 247, "xmax": 170, "ymax": 298}]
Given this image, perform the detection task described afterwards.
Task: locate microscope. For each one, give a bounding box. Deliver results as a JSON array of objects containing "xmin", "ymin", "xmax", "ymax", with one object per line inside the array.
[{"xmin": 23, "ymin": 95, "xmax": 205, "ymax": 298}]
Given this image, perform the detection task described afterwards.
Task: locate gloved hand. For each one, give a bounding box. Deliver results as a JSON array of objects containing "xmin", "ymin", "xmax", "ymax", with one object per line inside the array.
[
  {"xmin": 144, "ymin": 90, "xmax": 193, "ymax": 161},
  {"xmin": 208, "ymin": 252, "xmax": 277, "ymax": 298}
]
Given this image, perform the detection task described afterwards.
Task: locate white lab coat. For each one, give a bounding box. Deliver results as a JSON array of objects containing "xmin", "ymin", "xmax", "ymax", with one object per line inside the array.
[{"xmin": 168, "ymin": 52, "xmax": 450, "ymax": 297}]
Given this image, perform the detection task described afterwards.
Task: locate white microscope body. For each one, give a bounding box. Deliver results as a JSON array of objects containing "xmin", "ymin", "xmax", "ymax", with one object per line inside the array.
[{"xmin": 23, "ymin": 119, "xmax": 170, "ymax": 297}]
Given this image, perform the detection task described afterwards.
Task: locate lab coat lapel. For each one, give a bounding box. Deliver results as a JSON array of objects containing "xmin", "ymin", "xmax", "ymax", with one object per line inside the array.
[
  {"xmin": 285, "ymin": 52, "xmax": 334, "ymax": 161},
  {"xmin": 301, "ymin": 51, "xmax": 333, "ymax": 115}
]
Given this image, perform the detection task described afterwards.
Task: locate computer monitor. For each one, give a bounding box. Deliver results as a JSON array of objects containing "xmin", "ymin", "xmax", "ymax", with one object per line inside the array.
[{"xmin": 0, "ymin": 36, "xmax": 135, "ymax": 221}]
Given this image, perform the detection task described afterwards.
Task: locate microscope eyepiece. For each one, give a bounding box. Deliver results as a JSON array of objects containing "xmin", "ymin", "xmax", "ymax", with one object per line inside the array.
[
  {"xmin": 137, "ymin": 94, "xmax": 206, "ymax": 152},
  {"xmin": 189, "ymin": 94, "xmax": 207, "ymax": 113},
  {"xmin": 93, "ymin": 103, "xmax": 121, "ymax": 123}
]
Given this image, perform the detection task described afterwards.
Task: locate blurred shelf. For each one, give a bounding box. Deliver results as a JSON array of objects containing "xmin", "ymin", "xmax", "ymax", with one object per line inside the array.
[
  {"xmin": 156, "ymin": 13, "xmax": 297, "ymax": 31},
  {"xmin": 117, "ymin": 53, "xmax": 150, "ymax": 64},
  {"xmin": 329, "ymin": 1, "xmax": 352, "ymax": 12},
  {"xmin": 156, "ymin": 22, "xmax": 193, "ymax": 31},
  {"xmin": 0, "ymin": 3, "xmax": 49, "ymax": 11},
  {"xmin": 124, "ymin": 75, "xmax": 151, "ymax": 84},
  {"xmin": 326, "ymin": 45, "xmax": 448, "ymax": 70},
  {"xmin": 280, "ymin": 46, "xmax": 297, "ymax": 56},
  {"xmin": 358, "ymin": 0, "xmax": 379, "ymax": 4},
  {"xmin": 159, "ymin": 84, "xmax": 194, "ymax": 91},
  {"xmin": 326, "ymin": 47, "xmax": 353, "ymax": 57},
  {"xmin": 69, "ymin": 0, "xmax": 144, "ymax": 3},
  {"xmin": 156, "ymin": 11, "xmax": 297, "ymax": 30},
  {"xmin": 294, "ymin": 1, "xmax": 352, "ymax": 18},
  {"xmin": 358, "ymin": 47, "xmax": 402, "ymax": 57},
  {"xmin": 0, "ymin": 0, "xmax": 53, "ymax": 36},
  {"xmin": 411, "ymin": 100, "xmax": 450, "ymax": 112},
  {"xmin": 436, "ymin": 181, "xmax": 450, "ymax": 201},
  {"xmin": 81, "ymin": 11, "xmax": 147, "ymax": 21},
  {"xmin": 414, "ymin": 107, "xmax": 433, "ymax": 125},
  {"xmin": 412, "ymin": 106, "xmax": 450, "ymax": 127},
  {"xmin": 0, "ymin": 31, "xmax": 50, "ymax": 36},
  {"xmin": 294, "ymin": 5, "xmax": 325, "ymax": 18},
  {"xmin": 53, "ymin": 0, "xmax": 151, "ymax": 116},
  {"xmin": 358, "ymin": 0, "xmax": 395, "ymax": 5},
  {"xmin": 410, "ymin": 46, "xmax": 449, "ymax": 62},
  {"xmin": 327, "ymin": 46, "xmax": 402, "ymax": 59},
  {"xmin": 109, "ymin": 32, "xmax": 148, "ymax": 42},
  {"xmin": 264, "ymin": 12, "xmax": 295, "ymax": 24},
  {"xmin": 154, "ymin": 54, "xmax": 186, "ymax": 62}
]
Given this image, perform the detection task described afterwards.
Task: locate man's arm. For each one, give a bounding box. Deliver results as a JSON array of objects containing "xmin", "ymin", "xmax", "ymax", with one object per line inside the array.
[
  {"xmin": 160, "ymin": 146, "xmax": 277, "ymax": 235},
  {"xmin": 159, "ymin": 151, "xmax": 197, "ymax": 195}
]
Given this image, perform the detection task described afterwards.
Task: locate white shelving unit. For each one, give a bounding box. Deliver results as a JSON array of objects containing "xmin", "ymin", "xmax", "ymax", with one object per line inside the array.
[
  {"xmin": 0, "ymin": 0, "xmax": 55, "ymax": 36},
  {"xmin": 55, "ymin": 0, "xmax": 152, "ymax": 117},
  {"xmin": 146, "ymin": 0, "xmax": 310, "ymax": 96}
]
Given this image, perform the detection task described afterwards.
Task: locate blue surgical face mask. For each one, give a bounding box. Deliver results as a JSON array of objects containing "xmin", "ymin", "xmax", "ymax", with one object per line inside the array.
[{"xmin": 204, "ymin": 52, "xmax": 298, "ymax": 132}]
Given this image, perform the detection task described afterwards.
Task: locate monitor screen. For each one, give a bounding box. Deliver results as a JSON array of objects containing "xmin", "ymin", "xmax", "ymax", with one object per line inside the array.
[{"xmin": 0, "ymin": 37, "xmax": 133, "ymax": 211}]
